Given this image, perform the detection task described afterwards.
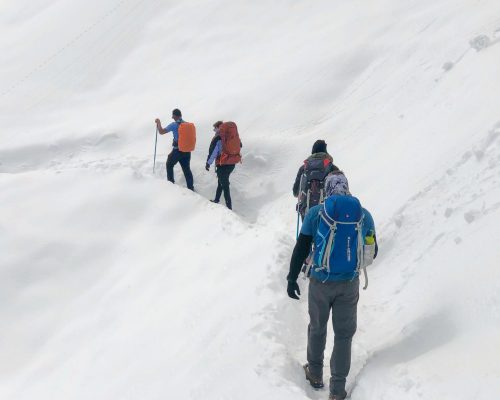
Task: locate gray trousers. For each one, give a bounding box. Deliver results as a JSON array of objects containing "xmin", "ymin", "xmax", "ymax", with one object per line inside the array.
[{"xmin": 307, "ymin": 277, "xmax": 359, "ymax": 398}]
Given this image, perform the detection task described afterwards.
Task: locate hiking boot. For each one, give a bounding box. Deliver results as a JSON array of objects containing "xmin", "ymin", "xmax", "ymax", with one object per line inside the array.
[
  {"xmin": 303, "ymin": 364, "xmax": 324, "ymax": 389},
  {"xmin": 210, "ymin": 199, "xmax": 219, "ymax": 204}
]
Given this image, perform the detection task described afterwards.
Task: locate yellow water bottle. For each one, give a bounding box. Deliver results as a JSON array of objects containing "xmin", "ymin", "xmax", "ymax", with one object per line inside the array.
[{"xmin": 365, "ymin": 230, "xmax": 375, "ymax": 245}]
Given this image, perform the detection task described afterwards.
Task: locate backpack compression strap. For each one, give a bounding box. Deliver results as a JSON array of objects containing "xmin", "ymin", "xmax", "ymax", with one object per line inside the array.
[{"xmin": 355, "ymin": 216, "xmax": 369, "ymax": 290}]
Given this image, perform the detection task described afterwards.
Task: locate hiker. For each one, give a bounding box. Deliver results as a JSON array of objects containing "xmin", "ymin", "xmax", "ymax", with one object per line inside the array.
[
  {"xmin": 207, "ymin": 120, "xmax": 223, "ymax": 165},
  {"xmin": 293, "ymin": 140, "xmax": 339, "ymax": 220},
  {"xmin": 155, "ymin": 108, "xmax": 195, "ymax": 191},
  {"xmin": 205, "ymin": 121, "xmax": 242, "ymax": 210},
  {"xmin": 286, "ymin": 173, "xmax": 378, "ymax": 400}
]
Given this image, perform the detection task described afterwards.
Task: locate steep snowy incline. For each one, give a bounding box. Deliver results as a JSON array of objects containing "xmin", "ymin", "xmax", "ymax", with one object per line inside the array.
[
  {"xmin": 1, "ymin": 1, "xmax": 500, "ymax": 400},
  {"xmin": 0, "ymin": 167, "xmax": 304, "ymax": 400}
]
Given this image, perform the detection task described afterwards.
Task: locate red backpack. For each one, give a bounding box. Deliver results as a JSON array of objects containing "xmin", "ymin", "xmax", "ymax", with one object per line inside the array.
[{"xmin": 218, "ymin": 122, "xmax": 242, "ymax": 165}]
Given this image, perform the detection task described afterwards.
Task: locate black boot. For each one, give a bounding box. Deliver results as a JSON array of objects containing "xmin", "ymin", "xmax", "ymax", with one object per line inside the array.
[{"xmin": 303, "ymin": 364, "xmax": 324, "ymax": 389}]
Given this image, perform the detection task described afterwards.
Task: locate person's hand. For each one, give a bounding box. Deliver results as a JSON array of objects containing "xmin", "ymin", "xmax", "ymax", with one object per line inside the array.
[
  {"xmin": 205, "ymin": 163, "xmax": 210, "ymax": 171},
  {"xmin": 155, "ymin": 118, "xmax": 160, "ymax": 124},
  {"xmin": 287, "ymin": 281, "xmax": 301, "ymax": 300}
]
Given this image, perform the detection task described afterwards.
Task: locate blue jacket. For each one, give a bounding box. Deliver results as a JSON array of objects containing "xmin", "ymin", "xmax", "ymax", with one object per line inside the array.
[
  {"xmin": 207, "ymin": 138, "xmax": 222, "ymax": 166},
  {"xmin": 164, "ymin": 119, "xmax": 184, "ymax": 148}
]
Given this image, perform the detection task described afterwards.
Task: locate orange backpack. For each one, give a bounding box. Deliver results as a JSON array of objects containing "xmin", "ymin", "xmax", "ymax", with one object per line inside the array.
[
  {"xmin": 218, "ymin": 122, "xmax": 242, "ymax": 165},
  {"xmin": 178, "ymin": 122, "xmax": 196, "ymax": 152}
]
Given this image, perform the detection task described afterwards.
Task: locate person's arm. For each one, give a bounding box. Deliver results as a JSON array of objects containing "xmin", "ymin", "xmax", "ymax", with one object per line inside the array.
[
  {"xmin": 286, "ymin": 207, "xmax": 317, "ymax": 300},
  {"xmin": 287, "ymin": 234, "xmax": 313, "ymax": 282},
  {"xmin": 286, "ymin": 233, "xmax": 312, "ymax": 300},
  {"xmin": 155, "ymin": 120, "xmax": 176, "ymax": 135},
  {"xmin": 206, "ymin": 139, "xmax": 222, "ymax": 169},
  {"xmin": 207, "ymin": 137, "xmax": 217, "ymax": 162},
  {"xmin": 292, "ymin": 165, "xmax": 304, "ymax": 197},
  {"xmin": 155, "ymin": 119, "xmax": 167, "ymax": 134}
]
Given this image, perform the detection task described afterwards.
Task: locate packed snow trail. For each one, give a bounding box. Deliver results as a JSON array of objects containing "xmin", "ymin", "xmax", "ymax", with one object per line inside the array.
[{"xmin": 2, "ymin": 0, "xmax": 500, "ymax": 399}]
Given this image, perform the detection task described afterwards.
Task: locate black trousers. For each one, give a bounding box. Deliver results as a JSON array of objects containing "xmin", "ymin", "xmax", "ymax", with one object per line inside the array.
[
  {"xmin": 166, "ymin": 149, "xmax": 194, "ymax": 190},
  {"xmin": 214, "ymin": 164, "xmax": 235, "ymax": 209}
]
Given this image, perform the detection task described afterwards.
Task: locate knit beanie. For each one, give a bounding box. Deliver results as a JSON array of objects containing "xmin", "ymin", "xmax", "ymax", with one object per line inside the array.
[{"xmin": 312, "ymin": 140, "xmax": 327, "ymax": 154}]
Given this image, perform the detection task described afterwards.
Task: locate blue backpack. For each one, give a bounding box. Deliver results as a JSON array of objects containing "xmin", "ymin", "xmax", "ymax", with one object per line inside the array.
[{"xmin": 311, "ymin": 195, "xmax": 364, "ymax": 281}]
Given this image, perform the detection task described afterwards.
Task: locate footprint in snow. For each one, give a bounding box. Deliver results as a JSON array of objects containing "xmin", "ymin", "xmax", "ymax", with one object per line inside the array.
[
  {"xmin": 442, "ymin": 61, "xmax": 454, "ymax": 72},
  {"xmin": 463, "ymin": 209, "xmax": 481, "ymax": 224},
  {"xmin": 470, "ymin": 35, "xmax": 491, "ymax": 51}
]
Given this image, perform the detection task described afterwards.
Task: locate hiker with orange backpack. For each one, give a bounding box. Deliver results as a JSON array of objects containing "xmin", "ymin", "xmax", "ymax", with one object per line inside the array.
[
  {"xmin": 155, "ymin": 108, "xmax": 196, "ymax": 191},
  {"xmin": 205, "ymin": 121, "xmax": 242, "ymax": 210}
]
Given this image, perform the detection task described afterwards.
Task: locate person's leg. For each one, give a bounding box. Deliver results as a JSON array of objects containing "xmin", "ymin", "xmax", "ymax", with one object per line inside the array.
[
  {"xmin": 213, "ymin": 172, "xmax": 222, "ymax": 203},
  {"xmin": 218, "ymin": 165, "xmax": 235, "ymax": 209},
  {"xmin": 178, "ymin": 151, "xmax": 194, "ymax": 190},
  {"xmin": 307, "ymin": 278, "xmax": 332, "ymax": 379},
  {"xmin": 329, "ymin": 278, "xmax": 359, "ymax": 399},
  {"xmin": 166, "ymin": 149, "xmax": 180, "ymax": 183}
]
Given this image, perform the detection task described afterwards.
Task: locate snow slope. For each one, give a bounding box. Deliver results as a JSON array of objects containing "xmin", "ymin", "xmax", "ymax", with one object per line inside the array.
[{"xmin": 1, "ymin": 1, "xmax": 500, "ymax": 399}]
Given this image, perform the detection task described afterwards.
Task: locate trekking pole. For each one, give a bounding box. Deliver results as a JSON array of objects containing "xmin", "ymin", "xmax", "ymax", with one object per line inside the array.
[
  {"xmin": 296, "ymin": 174, "xmax": 304, "ymax": 239},
  {"xmin": 153, "ymin": 127, "xmax": 158, "ymax": 174},
  {"xmin": 296, "ymin": 211, "xmax": 300, "ymax": 239}
]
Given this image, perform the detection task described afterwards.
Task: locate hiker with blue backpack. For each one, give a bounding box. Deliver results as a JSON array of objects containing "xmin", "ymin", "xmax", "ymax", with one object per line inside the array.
[
  {"xmin": 155, "ymin": 108, "xmax": 196, "ymax": 191},
  {"xmin": 286, "ymin": 173, "xmax": 378, "ymax": 400}
]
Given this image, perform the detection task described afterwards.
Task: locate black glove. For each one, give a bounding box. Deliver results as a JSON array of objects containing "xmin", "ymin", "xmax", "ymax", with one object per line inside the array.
[
  {"xmin": 205, "ymin": 163, "xmax": 210, "ymax": 171},
  {"xmin": 287, "ymin": 281, "xmax": 301, "ymax": 300}
]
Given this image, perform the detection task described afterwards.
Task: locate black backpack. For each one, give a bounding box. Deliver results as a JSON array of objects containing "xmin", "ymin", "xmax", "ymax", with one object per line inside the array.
[{"xmin": 297, "ymin": 157, "xmax": 333, "ymax": 216}]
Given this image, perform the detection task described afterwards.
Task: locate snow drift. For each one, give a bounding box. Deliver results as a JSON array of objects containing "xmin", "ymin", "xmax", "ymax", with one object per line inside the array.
[{"xmin": 1, "ymin": 1, "xmax": 499, "ymax": 399}]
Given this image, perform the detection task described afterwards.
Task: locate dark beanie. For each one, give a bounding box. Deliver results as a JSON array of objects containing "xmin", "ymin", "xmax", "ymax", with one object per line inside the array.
[
  {"xmin": 312, "ymin": 140, "xmax": 327, "ymax": 154},
  {"xmin": 172, "ymin": 108, "xmax": 182, "ymax": 117}
]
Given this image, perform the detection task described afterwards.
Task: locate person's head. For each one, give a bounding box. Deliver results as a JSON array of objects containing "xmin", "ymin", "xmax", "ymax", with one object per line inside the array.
[
  {"xmin": 312, "ymin": 140, "xmax": 327, "ymax": 154},
  {"xmin": 325, "ymin": 173, "xmax": 350, "ymax": 196},
  {"xmin": 172, "ymin": 108, "xmax": 182, "ymax": 121},
  {"xmin": 213, "ymin": 120, "xmax": 223, "ymax": 134}
]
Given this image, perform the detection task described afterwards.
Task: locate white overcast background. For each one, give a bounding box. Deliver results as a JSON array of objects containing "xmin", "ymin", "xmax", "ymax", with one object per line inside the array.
[{"xmin": 1, "ymin": 1, "xmax": 500, "ymax": 399}]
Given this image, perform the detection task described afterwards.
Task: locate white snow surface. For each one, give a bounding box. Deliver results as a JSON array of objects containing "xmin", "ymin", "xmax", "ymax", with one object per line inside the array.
[{"xmin": 1, "ymin": 1, "xmax": 500, "ymax": 399}]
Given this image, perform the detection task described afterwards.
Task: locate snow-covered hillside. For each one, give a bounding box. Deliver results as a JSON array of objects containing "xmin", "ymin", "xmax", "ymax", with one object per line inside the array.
[{"xmin": 1, "ymin": 1, "xmax": 499, "ymax": 399}]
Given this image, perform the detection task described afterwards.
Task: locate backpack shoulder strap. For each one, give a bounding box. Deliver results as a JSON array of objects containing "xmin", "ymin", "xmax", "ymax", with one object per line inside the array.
[{"xmin": 316, "ymin": 200, "xmax": 338, "ymax": 273}]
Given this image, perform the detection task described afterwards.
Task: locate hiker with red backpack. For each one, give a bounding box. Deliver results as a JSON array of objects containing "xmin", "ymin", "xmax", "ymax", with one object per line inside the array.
[
  {"xmin": 207, "ymin": 121, "xmax": 224, "ymax": 165},
  {"xmin": 293, "ymin": 140, "xmax": 340, "ymax": 221},
  {"xmin": 155, "ymin": 108, "xmax": 196, "ymax": 191},
  {"xmin": 287, "ymin": 173, "xmax": 378, "ymax": 400},
  {"xmin": 205, "ymin": 121, "xmax": 242, "ymax": 210}
]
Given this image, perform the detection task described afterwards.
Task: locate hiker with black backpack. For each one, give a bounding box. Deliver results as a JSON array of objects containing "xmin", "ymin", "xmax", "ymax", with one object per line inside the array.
[
  {"xmin": 155, "ymin": 108, "xmax": 196, "ymax": 191},
  {"xmin": 293, "ymin": 140, "xmax": 339, "ymax": 221},
  {"xmin": 205, "ymin": 121, "xmax": 242, "ymax": 210},
  {"xmin": 286, "ymin": 173, "xmax": 378, "ymax": 400}
]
